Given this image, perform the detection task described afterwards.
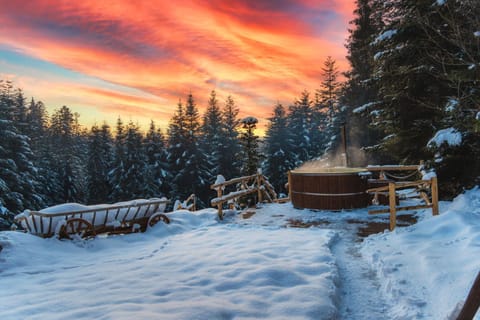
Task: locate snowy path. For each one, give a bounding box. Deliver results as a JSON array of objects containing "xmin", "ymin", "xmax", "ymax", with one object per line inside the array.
[
  {"xmin": 228, "ymin": 205, "xmax": 399, "ymax": 319},
  {"xmin": 330, "ymin": 224, "xmax": 390, "ymax": 319}
]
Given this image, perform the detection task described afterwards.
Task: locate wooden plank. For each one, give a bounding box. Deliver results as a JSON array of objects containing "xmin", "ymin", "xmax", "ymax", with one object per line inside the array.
[
  {"xmin": 369, "ymin": 204, "xmax": 433, "ymax": 215},
  {"xmin": 131, "ymin": 205, "xmax": 142, "ymax": 220},
  {"xmin": 47, "ymin": 217, "xmax": 53, "ymax": 236},
  {"xmin": 366, "ymin": 165, "xmax": 420, "ymax": 172},
  {"xmin": 40, "ymin": 215, "xmax": 45, "ymax": 234},
  {"xmin": 262, "ymin": 187, "xmax": 273, "ymax": 203},
  {"xmin": 261, "ymin": 176, "xmax": 277, "ymax": 201},
  {"xmin": 366, "ymin": 185, "xmax": 390, "ymax": 193},
  {"xmin": 389, "ymin": 182, "xmax": 397, "ymax": 231},
  {"xmin": 456, "ymin": 271, "xmax": 480, "ymax": 320},
  {"xmin": 22, "ymin": 217, "xmax": 32, "ymax": 234},
  {"xmin": 121, "ymin": 206, "xmax": 133, "ymax": 224},
  {"xmin": 114, "ymin": 208, "xmax": 121, "ymax": 220},
  {"xmin": 431, "ymin": 177, "xmax": 439, "ymax": 216},
  {"xmin": 31, "ymin": 215, "xmax": 38, "ymax": 234},
  {"xmin": 104, "ymin": 209, "xmax": 110, "ymax": 225},
  {"xmin": 211, "ymin": 188, "xmax": 258, "ymax": 206},
  {"xmin": 210, "ymin": 174, "xmax": 257, "ymax": 190},
  {"xmin": 92, "ymin": 211, "xmax": 97, "ymax": 226},
  {"xmin": 274, "ymin": 197, "xmax": 290, "ymax": 203},
  {"xmin": 366, "ymin": 180, "xmax": 430, "ymax": 193}
]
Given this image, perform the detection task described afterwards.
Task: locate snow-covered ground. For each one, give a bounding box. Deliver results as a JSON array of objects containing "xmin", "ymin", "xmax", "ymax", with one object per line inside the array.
[{"xmin": 1, "ymin": 188, "xmax": 479, "ymax": 319}]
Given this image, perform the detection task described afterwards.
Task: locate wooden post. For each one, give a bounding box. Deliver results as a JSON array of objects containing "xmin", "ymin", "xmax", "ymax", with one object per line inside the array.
[
  {"xmin": 431, "ymin": 176, "xmax": 439, "ymax": 216},
  {"xmin": 456, "ymin": 271, "xmax": 480, "ymax": 320},
  {"xmin": 256, "ymin": 173, "xmax": 263, "ymax": 203},
  {"xmin": 217, "ymin": 186, "xmax": 223, "ymax": 220},
  {"xmin": 288, "ymin": 171, "xmax": 292, "ymax": 199},
  {"xmin": 389, "ymin": 182, "xmax": 397, "ymax": 231}
]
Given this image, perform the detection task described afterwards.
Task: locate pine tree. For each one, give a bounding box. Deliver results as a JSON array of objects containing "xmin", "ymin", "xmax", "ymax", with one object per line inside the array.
[
  {"xmin": 418, "ymin": 0, "xmax": 480, "ymax": 195},
  {"xmin": 0, "ymin": 80, "xmax": 44, "ymax": 214},
  {"xmin": 310, "ymin": 93, "xmax": 329, "ymax": 157},
  {"xmin": 218, "ymin": 95, "xmax": 241, "ymax": 179},
  {"xmin": 319, "ymin": 56, "xmax": 341, "ymax": 106},
  {"xmin": 86, "ymin": 123, "xmax": 112, "ymax": 204},
  {"xmin": 167, "ymin": 100, "xmax": 187, "ymax": 195},
  {"xmin": 144, "ymin": 120, "xmax": 169, "ymax": 197},
  {"xmin": 342, "ymin": 0, "xmax": 382, "ymax": 165},
  {"xmin": 183, "ymin": 94, "xmax": 211, "ymax": 204},
  {"xmin": 168, "ymin": 95, "xmax": 211, "ymax": 206},
  {"xmin": 367, "ymin": 0, "xmax": 445, "ymax": 163},
  {"xmin": 263, "ymin": 103, "xmax": 296, "ymax": 193},
  {"xmin": 201, "ymin": 90, "xmax": 223, "ymax": 176},
  {"xmin": 318, "ymin": 56, "xmax": 344, "ymax": 157},
  {"xmin": 239, "ymin": 116, "xmax": 261, "ymax": 176},
  {"xmin": 287, "ymin": 90, "xmax": 314, "ymax": 164},
  {"xmin": 49, "ymin": 105, "xmax": 86, "ymax": 203},
  {"xmin": 122, "ymin": 122, "xmax": 149, "ymax": 199},
  {"xmin": 109, "ymin": 117, "xmax": 128, "ymax": 202}
]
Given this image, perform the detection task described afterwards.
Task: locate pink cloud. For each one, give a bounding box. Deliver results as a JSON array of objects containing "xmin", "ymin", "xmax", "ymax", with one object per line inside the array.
[{"xmin": 0, "ymin": 0, "xmax": 354, "ymax": 132}]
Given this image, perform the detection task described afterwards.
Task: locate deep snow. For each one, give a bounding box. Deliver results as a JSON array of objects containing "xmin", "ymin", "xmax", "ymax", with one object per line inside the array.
[{"xmin": 1, "ymin": 188, "xmax": 479, "ymax": 319}]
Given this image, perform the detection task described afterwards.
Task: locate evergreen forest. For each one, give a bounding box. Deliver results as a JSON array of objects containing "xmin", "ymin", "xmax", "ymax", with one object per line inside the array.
[{"xmin": 1, "ymin": 0, "xmax": 479, "ymax": 229}]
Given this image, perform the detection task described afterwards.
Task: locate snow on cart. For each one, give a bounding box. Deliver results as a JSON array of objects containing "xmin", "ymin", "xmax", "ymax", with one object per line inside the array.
[{"xmin": 14, "ymin": 198, "xmax": 170, "ymax": 239}]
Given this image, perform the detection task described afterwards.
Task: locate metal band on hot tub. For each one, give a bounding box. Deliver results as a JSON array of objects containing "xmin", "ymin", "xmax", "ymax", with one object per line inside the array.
[{"xmin": 291, "ymin": 191, "xmax": 366, "ymax": 197}]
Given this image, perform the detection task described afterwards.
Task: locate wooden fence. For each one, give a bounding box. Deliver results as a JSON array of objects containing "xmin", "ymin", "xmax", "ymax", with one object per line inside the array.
[
  {"xmin": 366, "ymin": 165, "xmax": 439, "ymax": 230},
  {"xmin": 210, "ymin": 173, "xmax": 277, "ymax": 219}
]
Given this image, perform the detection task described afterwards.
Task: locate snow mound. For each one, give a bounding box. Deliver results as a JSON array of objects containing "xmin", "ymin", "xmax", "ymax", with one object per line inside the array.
[
  {"xmin": 0, "ymin": 207, "xmax": 339, "ymax": 320},
  {"xmin": 361, "ymin": 187, "xmax": 480, "ymax": 319}
]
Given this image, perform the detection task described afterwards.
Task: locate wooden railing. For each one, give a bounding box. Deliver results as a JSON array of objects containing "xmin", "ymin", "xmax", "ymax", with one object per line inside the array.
[
  {"xmin": 366, "ymin": 165, "xmax": 439, "ymax": 230},
  {"xmin": 210, "ymin": 173, "xmax": 277, "ymax": 219}
]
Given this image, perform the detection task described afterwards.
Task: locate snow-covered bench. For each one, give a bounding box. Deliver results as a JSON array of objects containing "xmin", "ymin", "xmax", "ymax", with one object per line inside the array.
[{"xmin": 15, "ymin": 198, "xmax": 170, "ymax": 238}]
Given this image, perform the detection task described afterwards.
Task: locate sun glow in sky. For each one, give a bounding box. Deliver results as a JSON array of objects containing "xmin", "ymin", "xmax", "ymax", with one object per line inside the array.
[{"xmin": 0, "ymin": 0, "xmax": 354, "ymax": 133}]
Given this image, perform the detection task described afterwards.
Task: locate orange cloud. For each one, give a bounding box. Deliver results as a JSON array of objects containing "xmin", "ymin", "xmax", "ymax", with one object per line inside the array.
[{"xmin": 0, "ymin": 0, "xmax": 354, "ymax": 133}]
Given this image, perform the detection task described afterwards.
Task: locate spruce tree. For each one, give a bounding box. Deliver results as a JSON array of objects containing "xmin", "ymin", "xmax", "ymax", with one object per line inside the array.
[
  {"xmin": 239, "ymin": 116, "xmax": 261, "ymax": 176},
  {"xmin": 368, "ymin": 0, "xmax": 445, "ymax": 163},
  {"xmin": 86, "ymin": 123, "xmax": 112, "ymax": 204},
  {"xmin": 218, "ymin": 95, "xmax": 241, "ymax": 179},
  {"xmin": 263, "ymin": 103, "xmax": 296, "ymax": 193},
  {"xmin": 49, "ymin": 106, "xmax": 86, "ymax": 203},
  {"xmin": 201, "ymin": 90, "xmax": 223, "ymax": 176},
  {"xmin": 418, "ymin": 0, "xmax": 480, "ymax": 195},
  {"xmin": 168, "ymin": 95, "xmax": 211, "ymax": 206},
  {"xmin": 109, "ymin": 117, "xmax": 128, "ymax": 202},
  {"xmin": 0, "ymin": 80, "xmax": 44, "ymax": 214},
  {"xmin": 318, "ymin": 56, "xmax": 344, "ymax": 157},
  {"xmin": 342, "ymin": 0, "xmax": 382, "ymax": 165},
  {"xmin": 144, "ymin": 120, "xmax": 169, "ymax": 197},
  {"xmin": 287, "ymin": 90, "xmax": 314, "ymax": 165},
  {"xmin": 122, "ymin": 122, "xmax": 149, "ymax": 199},
  {"xmin": 167, "ymin": 100, "xmax": 187, "ymax": 196}
]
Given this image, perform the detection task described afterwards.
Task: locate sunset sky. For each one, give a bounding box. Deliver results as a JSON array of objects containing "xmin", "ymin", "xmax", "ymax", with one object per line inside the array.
[{"xmin": 0, "ymin": 0, "xmax": 355, "ymax": 134}]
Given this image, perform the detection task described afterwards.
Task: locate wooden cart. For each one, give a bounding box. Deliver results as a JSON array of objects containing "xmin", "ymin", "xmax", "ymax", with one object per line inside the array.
[{"xmin": 14, "ymin": 198, "xmax": 171, "ymax": 239}]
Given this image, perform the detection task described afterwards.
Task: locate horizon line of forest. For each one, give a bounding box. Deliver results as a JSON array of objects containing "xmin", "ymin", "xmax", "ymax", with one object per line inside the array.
[{"xmin": 1, "ymin": 0, "xmax": 479, "ymax": 230}]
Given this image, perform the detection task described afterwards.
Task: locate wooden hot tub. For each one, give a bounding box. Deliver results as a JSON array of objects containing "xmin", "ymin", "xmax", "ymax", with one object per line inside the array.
[{"xmin": 289, "ymin": 168, "xmax": 370, "ymax": 210}]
